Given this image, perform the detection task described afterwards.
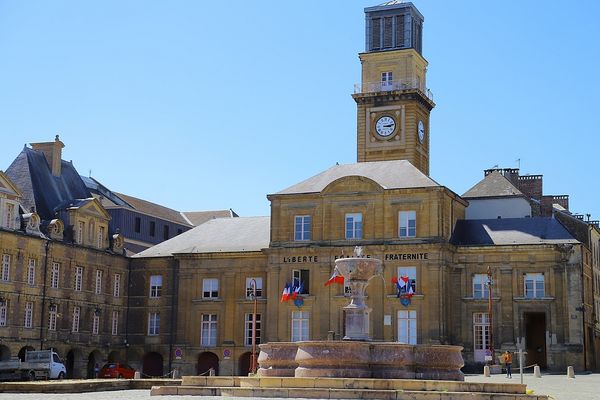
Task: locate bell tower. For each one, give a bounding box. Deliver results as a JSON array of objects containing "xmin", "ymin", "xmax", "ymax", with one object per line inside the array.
[{"xmin": 353, "ymin": 1, "xmax": 435, "ymax": 175}]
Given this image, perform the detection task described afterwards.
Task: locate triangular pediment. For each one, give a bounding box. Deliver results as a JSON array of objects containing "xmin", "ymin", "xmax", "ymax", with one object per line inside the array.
[
  {"xmin": 0, "ymin": 171, "xmax": 23, "ymax": 199},
  {"xmin": 72, "ymin": 198, "xmax": 112, "ymax": 221}
]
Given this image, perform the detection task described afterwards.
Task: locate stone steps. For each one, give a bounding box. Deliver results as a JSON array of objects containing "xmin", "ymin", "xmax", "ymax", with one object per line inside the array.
[{"xmin": 150, "ymin": 376, "xmax": 548, "ymax": 399}]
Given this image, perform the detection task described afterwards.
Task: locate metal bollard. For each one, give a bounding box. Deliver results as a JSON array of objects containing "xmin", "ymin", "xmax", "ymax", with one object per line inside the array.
[
  {"xmin": 134, "ymin": 371, "xmax": 141, "ymax": 380},
  {"xmin": 484, "ymin": 365, "xmax": 491, "ymax": 377},
  {"xmin": 534, "ymin": 365, "xmax": 541, "ymax": 378},
  {"xmin": 567, "ymin": 366, "xmax": 575, "ymax": 378}
]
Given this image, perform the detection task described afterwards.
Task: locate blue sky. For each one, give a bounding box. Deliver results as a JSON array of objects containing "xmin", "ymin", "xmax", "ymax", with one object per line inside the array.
[{"xmin": 1, "ymin": 1, "xmax": 599, "ymax": 220}]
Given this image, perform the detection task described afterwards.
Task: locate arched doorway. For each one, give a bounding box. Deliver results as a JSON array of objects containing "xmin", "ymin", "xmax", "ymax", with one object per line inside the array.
[
  {"xmin": 87, "ymin": 350, "xmax": 103, "ymax": 378},
  {"xmin": 66, "ymin": 350, "xmax": 75, "ymax": 378},
  {"xmin": 238, "ymin": 352, "xmax": 251, "ymax": 376},
  {"xmin": 197, "ymin": 352, "xmax": 219, "ymax": 376},
  {"xmin": 18, "ymin": 346, "xmax": 35, "ymax": 361},
  {"xmin": 142, "ymin": 352, "xmax": 163, "ymax": 377},
  {"xmin": 0, "ymin": 345, "xmax": 10, "ymax": 361}
]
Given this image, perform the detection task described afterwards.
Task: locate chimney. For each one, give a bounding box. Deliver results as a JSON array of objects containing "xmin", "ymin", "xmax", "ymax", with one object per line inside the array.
[{"xmin": 30, "ymin": 135, "xmax": 65, "ymax": 177}]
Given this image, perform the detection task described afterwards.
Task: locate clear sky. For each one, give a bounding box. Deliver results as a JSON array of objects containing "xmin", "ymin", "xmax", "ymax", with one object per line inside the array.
[{"xmin": 1, "ymin": 1, "xmax": 599, "ymax": 220}]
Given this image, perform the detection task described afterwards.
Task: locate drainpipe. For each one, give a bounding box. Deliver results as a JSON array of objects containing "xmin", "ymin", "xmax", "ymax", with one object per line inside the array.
[
  {"xmin": 168, "ymin": 257, "xmax": 179, "ymax": 377},
  {"xmin": 125, "ymin": 253, "xmax": 131, "ymax": 363},
  {"xmin": 39, "ymin": 240, "xmax": 50, "ymax": 350}
]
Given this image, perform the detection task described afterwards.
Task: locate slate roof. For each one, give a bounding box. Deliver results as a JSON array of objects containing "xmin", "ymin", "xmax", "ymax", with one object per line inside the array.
[
  {"xmin": 5, "ymin": 147, "xmax": 91, "ymax": 220},
  {"xmin": 451, "ymin": 217, "xmax": 579, "ymax": 246},
  {"xmin": 114, "ymin": 192, "xmax": 192, "ymax": 226},
  {"xmin": 275, "ymin": 160, "xmax": 439, "ymax": 195},
  {"xmin": 182, "ymin": 209, "xmax": 238, "ymax": 226},
  {"xmin": 462, "ymin": 171, "xmax": 524, "ymax": 199},
  {"xmin": 133, "ymin": 216, "xmax": 270, "ymax": 258}
]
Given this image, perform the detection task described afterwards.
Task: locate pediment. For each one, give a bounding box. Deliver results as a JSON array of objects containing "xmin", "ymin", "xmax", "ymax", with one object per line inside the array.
[
  {"xmin": 0, "ymin": 171, "xmax": 23, "ymax": 199},
  {"xmin": 321, "ymin": 175, "xmax": 384, "ymax": 195},
  {"xmin": 75, "ymin": 198, "xmax": 112, "ymax": 220}
]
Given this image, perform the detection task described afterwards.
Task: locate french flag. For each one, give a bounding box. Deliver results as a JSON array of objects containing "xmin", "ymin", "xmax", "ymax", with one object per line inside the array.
[
  {"xmin": 325, "ymin": 269, "xmax": 344, "ymax": 286},
  {"xmin": 291, "ymin": 282, "xmax": 304, "ymax": 300},
  {"xmin": 280, "ymin": 283, "xmax": 291, "ymax": 302}
]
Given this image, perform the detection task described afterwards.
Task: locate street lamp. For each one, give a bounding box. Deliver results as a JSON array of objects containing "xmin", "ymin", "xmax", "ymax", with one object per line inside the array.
[
  {"xmin": 486, "ymin": 266, "xmax": 495, "ymax": 364},
  {"xmin": 250, "ymin": 278, "xmax": 258, "ymax": 374}
]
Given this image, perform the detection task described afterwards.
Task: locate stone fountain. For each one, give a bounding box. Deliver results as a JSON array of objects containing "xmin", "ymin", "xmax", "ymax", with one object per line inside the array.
[{"xmin": 257, "ymin": 247, "xmax": 464, "ymax": 380}]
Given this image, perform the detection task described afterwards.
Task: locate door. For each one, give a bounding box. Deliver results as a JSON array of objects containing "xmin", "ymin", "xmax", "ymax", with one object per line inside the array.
[
  {"xmin": 473, "ymin": 313, "xmax": 490, "ymax": 363},
  {"xmin": 524, "ymin": 312, "xmax": 547, "ymax": 369}
]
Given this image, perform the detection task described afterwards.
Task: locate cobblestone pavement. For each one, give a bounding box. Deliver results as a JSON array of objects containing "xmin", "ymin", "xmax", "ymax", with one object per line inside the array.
[{"xmin": 0, "ymin": 374, "xmax": 599, "ymax": 400}]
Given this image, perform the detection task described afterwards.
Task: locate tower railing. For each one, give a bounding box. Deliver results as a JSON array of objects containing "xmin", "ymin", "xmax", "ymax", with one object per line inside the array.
[{"xmin": 354, "ymin": 79, "xmax": 434, "ymax": 101}]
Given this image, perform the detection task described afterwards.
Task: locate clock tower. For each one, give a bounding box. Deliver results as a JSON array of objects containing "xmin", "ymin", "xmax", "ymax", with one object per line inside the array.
[{"xmin": 353, "ymin": 1, "xmax": 435, "ymax": 175}]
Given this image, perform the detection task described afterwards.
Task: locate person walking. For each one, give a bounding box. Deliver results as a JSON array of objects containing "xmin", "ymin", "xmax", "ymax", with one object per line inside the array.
[{"xmin": 502, "ymin": 351, "xmax": 513, "ymax": 378}]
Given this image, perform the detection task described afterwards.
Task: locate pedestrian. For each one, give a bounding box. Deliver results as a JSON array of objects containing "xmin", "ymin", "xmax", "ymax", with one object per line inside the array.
[
  {"xmin": 94, "ymin": 363, "xmax": 100, "ymax": 378},
  {"xmin": 502, "ymin": 350, "xmax": 512, "ymax": 378}
]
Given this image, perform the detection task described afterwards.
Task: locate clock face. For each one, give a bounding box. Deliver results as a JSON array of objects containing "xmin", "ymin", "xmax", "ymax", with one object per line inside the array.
[
  {"xmin": 418, "ymin": 120, "xmax": 425, "ymax": 142},
  {"xmin": 375, "ymin": 116, "xmax": 396, "ymax": 137}
]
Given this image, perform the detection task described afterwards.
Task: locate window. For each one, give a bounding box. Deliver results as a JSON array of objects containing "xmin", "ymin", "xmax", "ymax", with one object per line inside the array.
[
  {"xmin": 398, "ymin": 310, "xmax": 417, "ymax": 344},
  {"xmin": 92, "ymin": 314, "xmax": 100, "ymax": 335},
  {"xmin": 149, "ymin": 275, "xmax": 162, "ymax": 298},
  {"xmin": 134, "ymin": 217, "xmax": 141, "ymax": 233},
  {"xmin": 98, "ymin": 226, "xmax": 105, "ymax": 248},
  {"xmin": 77, "ymin": 221, "xmax": 84, "ymax": 244},
  {"xmin": 1, "ymin": 254, "xmax": 10, "ymax": 282},
  {"xmin": 74, "ymin": 266, "xmax": 83, "ymax": 291},
  {"xmin": 472, "ymin": 274, "xmax": 490, "ymax": 299},
  {"xmin": 148, "ymin": 312, "xmax": 160, "ymax": 336},
  {"xmin": 163, "ymin": 225, "xmax": 169, "ymax": 240},
  {"xmin": 473, "ymin": 313, "xmax": 491, "ymax": 363},
  {"xmin": 3, "ymin": 203, "xmax": 15, "ymax": 229},
  {"xmin": 200, "ymin": 314, "xmax": 217, "ymax": 347},
  {"xmin": 294, "ymin": 215, "xmax": 311, "ymax": 241},
  {"xmin": 245, "ymin": 313, "xmax": 261, "ymax": 346},
  {"xmin": 95, "ymin": 270, "xmax": 103, "ymax": 295},
  {"xmin": 292, "ymin": 269, "xmax": 310, "ymax": 294},
  {"xmin": 397, "ymin": 267, "xmax": 417, "ymax": 293},
  {"xmin": 245, "ymin": 277, "xmax": 263, "ymax": 298},
  {"xmin": 113, "ymin": 274, "xmax": 121, "ymax": 297},
  {"xmin": 50, "ymin": 262, "xmax": 60, "ymax": 288},
  {"xmin": 345, "ymin": 213, "xmax": 363, "ymax": 240},
  {"xmin": 27, "ymin": 259, "xmax": 36, "ymax": 286},
  {"xmin": 202, "ymin": 278, "xmax": 219, "ymax": 298},
  {"xmin": 399, "ymin": 211, "xmax": 416, "ymax": 238},
  {"xmin": 48, "ymin": 305, "xmax": 57, "ymax": 331},
  {"xmin": 381, "ymin": 71, "xmax": 393, "ymax": 90},
  {"xmin": 111, "ymin": 311, "xmax": 119, "ymax": 335},
  {"xmin": 24, "ymin": 302, "xmax": 33, "ymax": 329},
  {"xmin": 72, "ymin": 306, "xmax": 80, "ymax": 333},
  {"xmin": 524, "ymin": 273, "xmax": 545, "ymax": 298},
  {"xmin": 149, "ymin": 221, "xmax": 156, "ymax": 237},
  {"xmin": 291, "ymin": 311, "xmax": 310, "ymax": 341},
  {"xmin": 0, "ymin": 301, "xmax": 7, "ymax": 326}
]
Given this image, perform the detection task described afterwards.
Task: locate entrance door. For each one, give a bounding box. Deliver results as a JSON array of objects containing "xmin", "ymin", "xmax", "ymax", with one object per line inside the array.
[
  {"xmin": 524, "ymin": 312, "xmax": 547, "ymax": 369},
  {"xmin": 473, "ymin": 313, "xmax": 490, "ymax": 363}
]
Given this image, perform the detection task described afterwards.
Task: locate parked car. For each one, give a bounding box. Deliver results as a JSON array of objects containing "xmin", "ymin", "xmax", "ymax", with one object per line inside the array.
[{"xmin": 98, "ymin": 363, "xmax": 135, "ymax": 379}]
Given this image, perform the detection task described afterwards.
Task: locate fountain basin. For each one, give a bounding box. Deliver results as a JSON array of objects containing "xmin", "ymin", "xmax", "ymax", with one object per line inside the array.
[
  {"xmin": 257, "ymin": 341, "xmax": 464, "ymax": 381},
  {"xmin": 334, "ymin": 257, "xmax": 383, "ymax": 281}
]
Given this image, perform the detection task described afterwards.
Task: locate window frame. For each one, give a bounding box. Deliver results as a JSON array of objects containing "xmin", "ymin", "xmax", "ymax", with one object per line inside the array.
[
  {"xmin": 345, "ymin": 213, "xmax": 363, "ymax": 240},
  {"xmin": 202, "ymin": 278, "xmax": 219, "ymax": 299},
  {"xmin": 200, "ymin": 314, "xmax": 218, "ymax": 347},
  {"xmin": 397, "ymin": 309, "xmax": 417, "ymax": 344},
  {"xmin": 95, "ymin": 270, "xmax": 103, "ymax": 295},
  {"xmin": 27, "ymin": 258, "xmax": 36, "ymax": 286},
  {"xmin": 148, "ymin": 312, "xmax": 160, "ymax": 336},
  {"xmin": 149, "ymin": 275, "xmax": 163, "ymax": 298},
  {"xmin": 524, "ymin": 273, "xmax": 545, "ymax": 298},
  {"xmin": 50, "ymin": 262, "xmax": 60, "ymax": 289},
  {"xmin": 113, "ymin": 274, "xmax": 121, "ymax": 297},
  {"xmin": 74, "ymin": 266, "xmax": 83, "ymax": 291},
  {"xmin": 72, "ymin": 306, "xmax": 80, "ymax": 333},
  {"xmin": 244, "ymin": 313, "xmax": 262, "ymax": 346},
  {"xmin": 48, "ymin": 305, "xmax": 57, "ymax": 331},
  {"xmin": 472, "ymin": 274, "xmax": 490, "ymax": 299},
  {"xmin": 245, "ymin": 277, "xmax": 263, "ymax": 299},
  {"xmin": 398, "ymin": 210, "xmax": 417, "ymax": 238},
  {"xmin": 292, "ymin": 269, "xmax": 310, "ymax": 294},
  {"xmin": 397, "ymin": 266, "xmax": 417, "ymax": 294},
  {"xmin": 0, "ymin": 301, "xmax": 7, "ymax": 327},
  {"xmin": 92, "ymin": 314, "xmax": 100, "ymax": 335},
  {"xmin": 111, "ymin": 310, "xmax": 119, "ymax": 335},
  {"xmin": 294, "ymin": 215, "xmax": 311, "ymax": 241},
  {"xmin": 24, "ymin": 302, "xmax": 33, "ymax": 329},
  {"xmin": 291, "ymin": 311, "xmax": 310, "ymax": 342},
  {"xmin": 1, "ymin": 254, "xmax": 10, "ymax": 282}
]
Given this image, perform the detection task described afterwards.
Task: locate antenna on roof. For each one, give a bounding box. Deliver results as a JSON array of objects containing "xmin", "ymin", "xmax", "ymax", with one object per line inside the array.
[
  {"xmin": 89, "ymin": 169, "xmax": 92, "ymax": 177},
  {"xmin": 516, "ymin": 158, "xmax": 521, "ymax": 169}
]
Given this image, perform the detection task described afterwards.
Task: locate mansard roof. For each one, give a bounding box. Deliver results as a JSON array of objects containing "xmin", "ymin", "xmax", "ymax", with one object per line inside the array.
[
  {"xmin": 274, "ymin": 160, "xmax": 440, "ymax": 195},
  {"xmin": 462, "ymin": 170, "xmax": 524, "ymax": 199},
  {"xmin": 5, "ymin": 146, "xmax": 91, "ymax": 220},
  {"xmin": 451, "ymin": 217, "xmax": 579, "ymax": 246},
  {"xmin": 133, "ymin": 216, "xmax": 270, "ymax": 258},
  {"xmin": 182, "ymin": 209, "xmax": 238, "ymax": 226}
]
